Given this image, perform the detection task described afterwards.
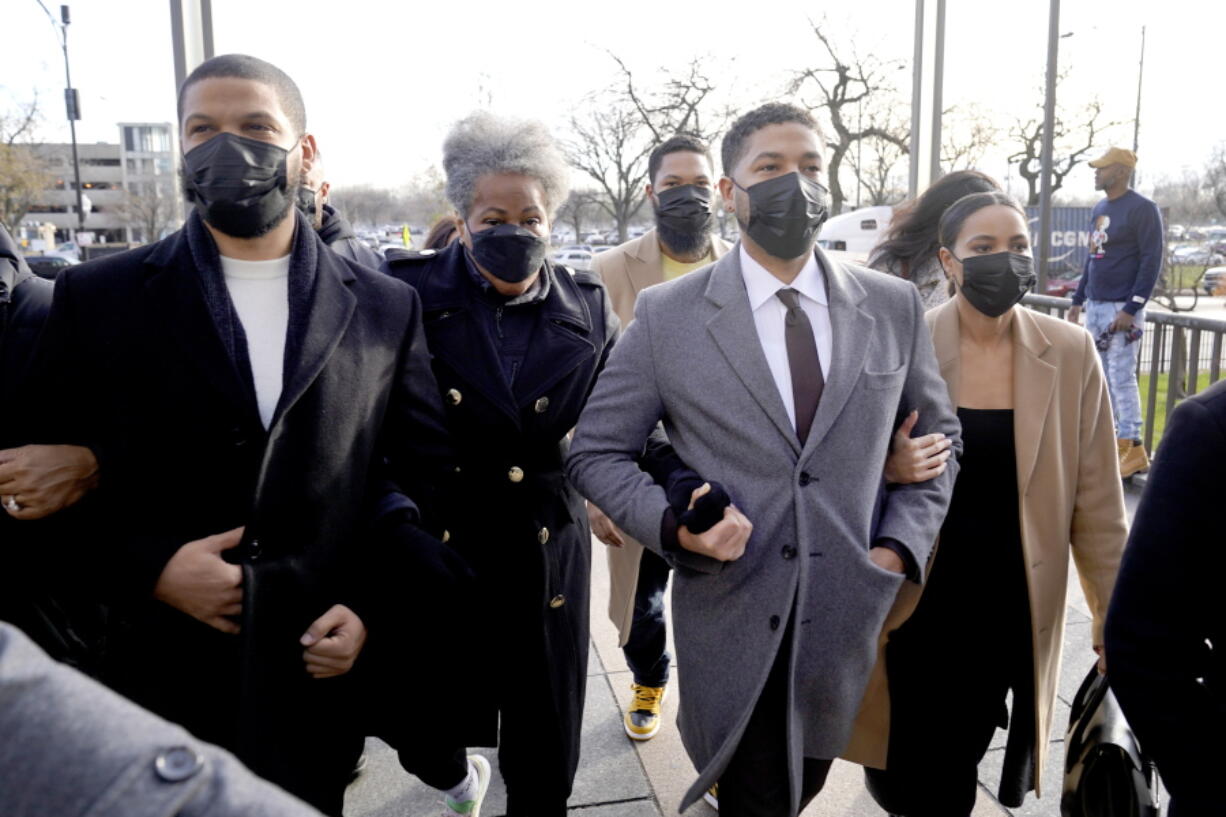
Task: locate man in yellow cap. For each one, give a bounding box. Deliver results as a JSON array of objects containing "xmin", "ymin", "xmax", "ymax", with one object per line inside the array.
[{"xmin": 1067, "ymin": 147, "xmax": 1163, "ymax": 477}]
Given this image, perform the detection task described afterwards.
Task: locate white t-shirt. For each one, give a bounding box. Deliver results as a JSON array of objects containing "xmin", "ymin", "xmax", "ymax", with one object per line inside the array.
[
  {"xmin": 220, "ymin": 254, "xmax": 290, "ymax": 429},
  {"xmin": 739, "ymin": 245, "xmax": 833, "ymax": 432}
]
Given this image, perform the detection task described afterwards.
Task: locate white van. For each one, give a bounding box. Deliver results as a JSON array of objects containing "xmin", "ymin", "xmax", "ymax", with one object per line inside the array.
[{"xmin": 816, "ymin": 205, "xmax": 894, "ymax": 264}]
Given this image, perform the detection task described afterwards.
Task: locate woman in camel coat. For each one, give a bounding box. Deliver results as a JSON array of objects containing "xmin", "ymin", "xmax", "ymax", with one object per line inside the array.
[{"xmin": 850, "ymin": 191, "xmax": 1127, "ymax": 815}]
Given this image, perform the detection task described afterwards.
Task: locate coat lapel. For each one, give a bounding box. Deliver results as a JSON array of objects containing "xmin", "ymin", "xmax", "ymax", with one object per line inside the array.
[
  {"xmin": 626, "ymin": 232, "xmax": 664, "ymax": 296},
  {"xmin": 703, "ymin": 249, "xmax": 799, "ymax": 454},
  {"xmin": 800, "ymin": 248, "xmax": 873, "ymax": 454},
  {"xmin": 142, "ymin": 232, "xmax": 263, "ymax": 429},
  {"xmin": 1012, "ymin": 308, "xmax": 1057, "ymax": 495},
  {"xmin": 928, "ymin": 300, "xmax": 961, "ymax": 406},
  {"xmin": 926, "ymin": 300, "xmax": 1056, "ymax": 494},
  {"xmin": 271, "ymin": 237, "xmax": 356, "ymax": 429},
  {"xmin": 510, "ymin": 266, "xmax": 596, "ymax": 408}
]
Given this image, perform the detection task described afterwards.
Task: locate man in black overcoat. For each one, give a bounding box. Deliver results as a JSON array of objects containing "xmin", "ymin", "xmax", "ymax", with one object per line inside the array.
[
  {"xmin": 1105, "ymin": 378, "xmax": 1226, "ymax": 817},
  {"xmin": 27, "ymin": 55, "xmax": 460, "ymax": 816}
]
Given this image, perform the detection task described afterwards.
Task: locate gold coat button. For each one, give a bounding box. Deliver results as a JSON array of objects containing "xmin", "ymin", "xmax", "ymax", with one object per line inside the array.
[
  {"xmin": 534, "ymin": 396, "xmax": 550, "ymax": 414},
  {"xmin": 508, "ymin": 466, "xmax": 525, "ymax": 483},
  {"xmin": 446, "ymin": 388, "xmax": 462, "ymax": 406},
  {"xmin": 538, "ymin": 527, "xmax": 550, "ymax": 545},
  {"xmin": 441, "ymin": 530, "xmax": 451, "ymax": 543},
  {"xmin": 549, "ymin": 594, "xmax": 566, "ymax": 609}
]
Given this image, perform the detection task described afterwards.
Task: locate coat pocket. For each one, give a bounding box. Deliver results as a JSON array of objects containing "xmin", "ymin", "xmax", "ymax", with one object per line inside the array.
[{"xmin": 861, "ymin": 365, "xmax": 906, "ymax": 391}]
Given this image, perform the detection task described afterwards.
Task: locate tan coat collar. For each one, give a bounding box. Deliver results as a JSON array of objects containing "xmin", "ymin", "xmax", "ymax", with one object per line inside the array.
[
  {"xmin": 625, "ymin": 228, "xmax": 731, "ymax": 294},
  {"xmin": 928, "ymin": 300, "xmax": 1057, "ymax": 492}
]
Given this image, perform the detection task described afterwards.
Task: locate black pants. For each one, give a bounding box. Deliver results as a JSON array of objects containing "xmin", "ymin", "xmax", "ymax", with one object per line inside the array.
[
  {"xmin": 622, "ymin": 547, "xmax": 672, "ymax": 687},
  {"xmin": 863, "ymin": 628, "xmax": 1035, "ymax": 816},
  {"xmin": 720, "ymin": 617, "xmax": 833, "ymax": 817}
]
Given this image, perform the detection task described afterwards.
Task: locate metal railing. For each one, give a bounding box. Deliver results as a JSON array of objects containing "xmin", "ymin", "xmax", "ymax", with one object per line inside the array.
[{"xmin": 1022, "ymin": 294, "xmax": 1226, "ymax": 452}]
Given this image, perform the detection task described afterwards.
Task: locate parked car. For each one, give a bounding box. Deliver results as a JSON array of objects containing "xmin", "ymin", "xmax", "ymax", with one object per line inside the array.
[
  {"xmin": 1171, "ymin": 245, "xmax": 1226, "ymax": 266},
  {"xmin": 23, "ymin": 255, "xmax": 75, "ymax": 280},
  {"xmin": 1202, "ymin": 266, "xmax": 1226, "ymax": 296},
  {"xmin": 1045, "ymin": 273, "xmax": 1081, "ymax": 298},
  {"xmin": 558, "ymin": 244, "xmax": 593, "ymax": 254},
  {"xmin": 593, "ymin": 246, "xmax": 612, "ymax": 255},
  {"xmin": 552, "ymin": 249, "xmax": 593, "ymax": 271}
]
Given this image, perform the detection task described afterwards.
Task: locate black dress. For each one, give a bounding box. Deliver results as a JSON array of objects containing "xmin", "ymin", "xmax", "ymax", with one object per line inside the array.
[{"xmin": 866, "ymin": 408, "xmax": 1036, "ymax": 815}]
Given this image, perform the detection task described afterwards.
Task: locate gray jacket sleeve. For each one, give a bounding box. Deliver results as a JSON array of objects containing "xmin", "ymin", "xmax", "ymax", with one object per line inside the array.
[
  {"xmin": 873, "ymin": 287, "xmax": 961, "ymax": 582},
  {"xmin": 567, "ymin": 291, "xmax": 722, "ymax": 574},
  {"xmin": 0, "ymin": 622, "xmax": 322, "ymax": 817}
]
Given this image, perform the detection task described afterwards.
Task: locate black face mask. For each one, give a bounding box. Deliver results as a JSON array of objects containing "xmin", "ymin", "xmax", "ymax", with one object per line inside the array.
[
  {"xmin": 950, "ymin": 250, "xmax": 1036, "ymax": 318},
  {"xmin": 734, "ymin": 172, "xmax": 829, "ymax": 259},
  {"xmin": 654, "ymin": 184, "xmax": 715, "ymax": 255},
  {"xmin": 468, "ymin": 224, "xmax": 550, "ymax": 284},
  {"xmin": 182, "ymin": 133, "xmax": 293, "ymax": 239}
]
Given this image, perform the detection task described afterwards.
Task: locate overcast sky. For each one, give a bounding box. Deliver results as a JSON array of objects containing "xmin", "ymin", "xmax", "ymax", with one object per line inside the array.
[{"xmin": 4, "ymin": 0, "xmax": 1224, "ymax": 201}]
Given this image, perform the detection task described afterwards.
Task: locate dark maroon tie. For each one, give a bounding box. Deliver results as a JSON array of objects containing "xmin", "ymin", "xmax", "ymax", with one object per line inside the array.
[{"xmin": 776, "ymin": 288, "xmax": 825, "ymax": 445}]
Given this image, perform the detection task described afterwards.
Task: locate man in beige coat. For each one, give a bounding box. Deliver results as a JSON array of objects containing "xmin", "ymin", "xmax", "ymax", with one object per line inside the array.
[{"xmin": 588, "ymin": 134, "xmax": 731, "ymax": 744}]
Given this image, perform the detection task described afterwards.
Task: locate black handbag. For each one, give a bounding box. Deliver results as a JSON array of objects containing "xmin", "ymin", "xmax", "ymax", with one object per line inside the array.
[{"xmin": 1062, "ymin": 662, "xmax": 1161, "ymax": 817}]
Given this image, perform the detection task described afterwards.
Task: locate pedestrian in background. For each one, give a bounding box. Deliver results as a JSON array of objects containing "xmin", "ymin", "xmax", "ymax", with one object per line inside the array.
[
  {"xmin": 868, "ymin": 169, "xmax": 1001, "ymax": 309},
  {"xmin": 1067, "ymin": 147, "xmax": 1163, "ymax": 478},
  {"xmin": 867, "ymin": 191, "xmax": 1127, "ymax": 815},
  {"xmin": 591, "ymin": 132, "xmax": 732, "ymax": 746},
  {"xmin": 1106, "ymin": 378, "xmax": 1226, "ymax": 817},
  {"xmin": 298, "ymin": 150, "xmax": 385, "ymax": 269}
]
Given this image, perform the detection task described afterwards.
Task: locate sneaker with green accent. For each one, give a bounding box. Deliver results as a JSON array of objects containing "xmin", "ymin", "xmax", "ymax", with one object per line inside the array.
[
  {"xmin": 624, "ymin": 682, "xmax": 667, "ymax": 741},
  {"xmin": 442, "ymin": 754, "xmax": 490, "ymax": 817}
]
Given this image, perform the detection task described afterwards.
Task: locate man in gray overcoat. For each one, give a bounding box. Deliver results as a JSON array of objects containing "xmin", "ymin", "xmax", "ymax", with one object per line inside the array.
[{"xmin": 567, "ymin": 103, "xmax": 961, "ymax": 817}]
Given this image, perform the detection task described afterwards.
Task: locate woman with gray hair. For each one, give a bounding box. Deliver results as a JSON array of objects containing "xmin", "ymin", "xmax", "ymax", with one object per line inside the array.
[{"xmin": 381, "ymin": 111, "xmax": 619, "ymax": 816}]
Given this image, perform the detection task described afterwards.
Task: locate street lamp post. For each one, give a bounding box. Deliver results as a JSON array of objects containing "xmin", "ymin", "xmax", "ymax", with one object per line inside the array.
[
  {"xmin": 1037, "ymin": 0, "xmax": 1061, "ymax": 296},
  {"xmin": 36, "ymin": 2, "xmax": 85, "ymax": 242}
]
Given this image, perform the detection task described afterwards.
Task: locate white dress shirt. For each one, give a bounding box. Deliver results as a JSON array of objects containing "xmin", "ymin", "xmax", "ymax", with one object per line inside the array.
[
  {"xmin": 740, "ymin": 244, "xmax": 833, "ymax": 432},
  {"xmin": 220, "ymin": 254, "xmax": 290, "ymax": 429}
]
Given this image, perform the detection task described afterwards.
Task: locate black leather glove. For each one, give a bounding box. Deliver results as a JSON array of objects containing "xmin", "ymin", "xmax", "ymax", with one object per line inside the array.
[{"xmin": 664, "ymin": 469, "xmax": 732, "ymax": 535}]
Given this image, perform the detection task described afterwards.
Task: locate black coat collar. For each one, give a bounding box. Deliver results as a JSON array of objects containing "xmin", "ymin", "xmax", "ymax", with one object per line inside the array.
[
  {"xmin": 141, "ymin": 212, "xmax": 357, "ymax": 433},
  {"xmin": 417, "ymin": 243, "xmax": 596, "ymax": 425}
]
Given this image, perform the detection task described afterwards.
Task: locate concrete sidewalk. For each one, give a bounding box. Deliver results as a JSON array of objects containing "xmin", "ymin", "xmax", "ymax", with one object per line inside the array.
[{"xmin": 346, "ymin": 489, "xmax": 1140, "ymax": 817}]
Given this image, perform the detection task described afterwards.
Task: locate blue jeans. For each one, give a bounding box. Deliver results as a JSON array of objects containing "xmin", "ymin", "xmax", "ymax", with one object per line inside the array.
[
  {"xmin": 622, "ymin": 548, "xmax": 672, "ymax": 687},
  {"xmin": 1085, "ymin": 300, "xmax": 1145, "ymax": 441}
]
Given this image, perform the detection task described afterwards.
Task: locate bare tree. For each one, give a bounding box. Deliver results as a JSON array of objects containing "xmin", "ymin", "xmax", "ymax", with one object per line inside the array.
[
  {"xmin": 556, "ymin": 189, "xmax": 605, "ymax": 243},
  {"xmin": 940, "ymin": 104, "xmax": 999, "ymax": 173},
  {"xmin": 847, "ymin": 103, "xmax": 910, "ymax": 207},
  {"xmin": 564, "ymin": 55, "xmax": 735, "ymax": 243},
  {"xmin": 398, "ymin": 166, "xmax": 451, "ymax": 227},
  {"xmin": 1205, "ymin": 143, "xmax": 1226, "ymax": 221},
  {"xmin": 116, "ymin": 182, "xmax": 180, "ymax": 244},
  {"xmin": 1008, "ymin": 82, "xmax": 1124, "ymax": 206},
  {"xmin": 0, "ymin": 94, "xmax": 50, "ymax": 235},
  {"xmin": 1152, "ymin": 169, "xmax": 1216, "ymax": 226},
  {"xmin": 329, "ymin": 185, "xmax": 405, "ymax": 229},
  {"xmin": 788, "ymin": 21, "xmax": 909, "ymax": 215},
  {"xmin": 563, "ymin": 100, "xmax": 653, "ymax": 245},
  {"xmin": 609, "ymin": 53, "xmax": 736, "ymax": 148}
]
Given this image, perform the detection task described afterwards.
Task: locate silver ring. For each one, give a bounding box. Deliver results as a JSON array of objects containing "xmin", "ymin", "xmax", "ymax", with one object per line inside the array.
[{"xmin": 4, "ymin": 496, "xmax": 19, "ymax": 513}]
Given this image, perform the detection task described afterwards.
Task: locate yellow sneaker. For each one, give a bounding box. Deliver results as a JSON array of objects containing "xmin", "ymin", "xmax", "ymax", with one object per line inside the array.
[
  {"xmin": 624, "ymin": 683, "xmax": 667, "ymax": 741},
  {"xmin": 704, "ymin": 783, "xmax": 719, "ymax": 810},
  {"xmin": 1119, "ymin": 439, "xmax": 1150, "ymax": 479}
]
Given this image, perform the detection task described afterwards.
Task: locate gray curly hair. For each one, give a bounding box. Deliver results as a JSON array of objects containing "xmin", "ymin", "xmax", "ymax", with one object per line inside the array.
[{"xmin": 443, "ymin": 111, "xmax": 571, "ymax": 218}]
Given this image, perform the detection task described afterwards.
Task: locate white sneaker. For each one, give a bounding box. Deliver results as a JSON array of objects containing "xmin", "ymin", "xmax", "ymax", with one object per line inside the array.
[{"xmin": 442, "ymin": 754, "xmax": 491, "ymax": 817}]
